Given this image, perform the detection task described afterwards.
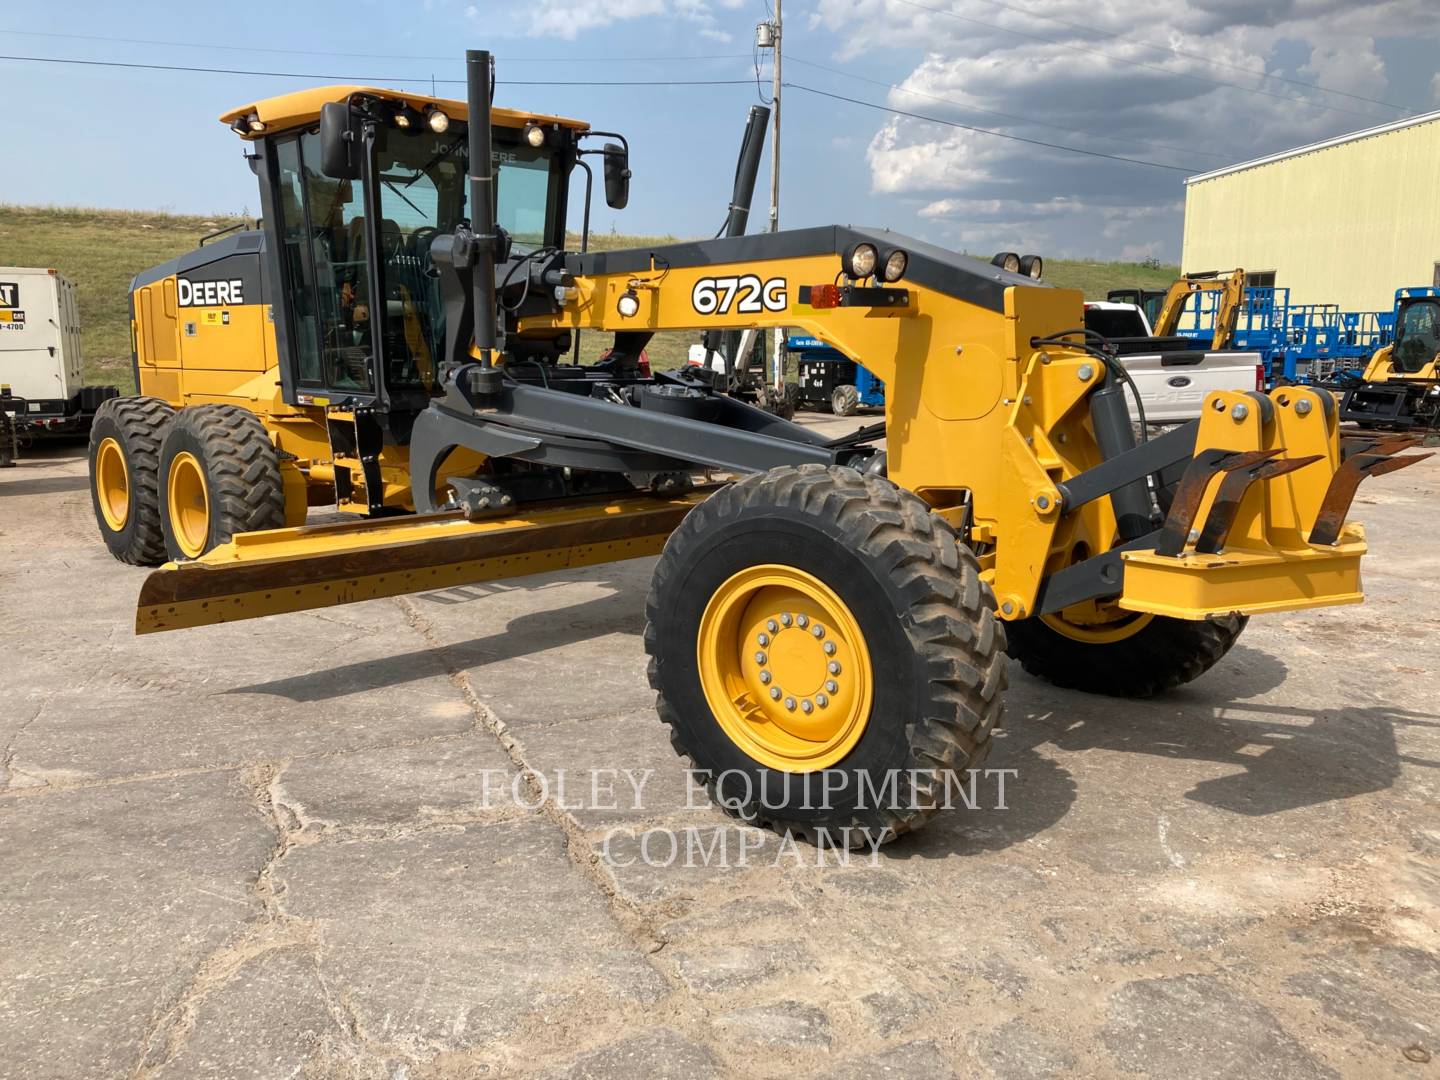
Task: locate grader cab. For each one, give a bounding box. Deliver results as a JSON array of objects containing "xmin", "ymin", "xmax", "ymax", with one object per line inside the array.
[{"xmin": 89, "ymin": 51, "xmax": 1428, "ymax": 846}]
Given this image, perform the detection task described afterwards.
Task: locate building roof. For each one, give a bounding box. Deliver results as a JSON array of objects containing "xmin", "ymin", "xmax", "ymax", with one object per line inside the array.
[
  {"xmin": 219, "ymin": 86, "xmax": 589, "ymax": 139},
  {"xmin": 1185, "ymin": 107, "xmax": 1440, "ymax": 185}
]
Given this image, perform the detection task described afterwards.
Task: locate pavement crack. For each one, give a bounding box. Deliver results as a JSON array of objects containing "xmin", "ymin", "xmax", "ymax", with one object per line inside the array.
[
  {"xmin": 127, "ymin": 764, "xmax": 321, "ymax": 1078},
  {"xmin": 1, "ymin": 699, "xmax": 50, "ymax": 792},
  {"xmin": 393, "ymin": 595, "xmax": 677, "ymax": 986}
]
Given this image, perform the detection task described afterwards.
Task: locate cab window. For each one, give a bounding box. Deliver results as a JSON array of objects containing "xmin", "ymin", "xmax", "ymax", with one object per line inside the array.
[
  {"xmin": 274, "ymin": 132, "xmax": 375, "ymax": 392},
  {"xmin": 373, "ymin": 129, "xmax": 560, "ymax": 397},
  {"xmin": 1394, "ymin": 300, "xmax": 1440, "ymax": 374}
]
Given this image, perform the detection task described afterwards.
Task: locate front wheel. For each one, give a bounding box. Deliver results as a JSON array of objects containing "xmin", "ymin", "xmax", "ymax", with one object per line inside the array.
[
  {"xmin": 644, "ymin": 465, "xmax": 1007, "ymax": 846},
  {"xmin": 1004, "ymin": 608, "xmax": 1247, "ymax": 698}
]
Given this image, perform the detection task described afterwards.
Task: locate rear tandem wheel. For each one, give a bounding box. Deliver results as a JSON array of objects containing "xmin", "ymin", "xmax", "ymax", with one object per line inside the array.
[
  {"xmin": 88, "ymin": 396, "xmax": 175, "ymax": 566},
  {"xmin": 159, "ymin": 405, "xmax": 286, "ymax": 561}
]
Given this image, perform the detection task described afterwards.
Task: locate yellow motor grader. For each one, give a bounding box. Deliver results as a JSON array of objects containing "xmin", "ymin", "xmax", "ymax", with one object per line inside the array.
[{"xmin": 88, "ymin": 51, "xmax": 1427, "ymax": 845}]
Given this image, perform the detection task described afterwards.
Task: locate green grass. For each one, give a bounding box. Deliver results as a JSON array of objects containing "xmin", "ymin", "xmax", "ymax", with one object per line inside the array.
[
  {"xmin": 0, "ymin": 205, "xmax": 251, "ymax": 392},
  {"xmin": 1040, "ymin": 258, "xmax": 1179, "ymax": 297},
  {"xmin": 1, "ymin": 204, "xmax": 1178, "ymax": 391}
]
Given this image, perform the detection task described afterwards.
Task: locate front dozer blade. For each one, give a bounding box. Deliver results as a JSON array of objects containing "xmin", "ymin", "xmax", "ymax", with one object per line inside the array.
[{"xmin": 136, "ymin": 488, "xmax": 716, "ymax": 634}]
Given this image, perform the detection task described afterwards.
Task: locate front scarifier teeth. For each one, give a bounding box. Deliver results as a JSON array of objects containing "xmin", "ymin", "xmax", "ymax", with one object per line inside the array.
[
  {"xmin": 1309, "ymin": 437, "xmax": 1433, "ymax": 547},
  {"xmin": 1154, "ymin": 449, "xmax": 1284, "ymax": 557},
  {"xmin": 1193, "ymin": 454, "xmax": 1324, "ymax": 555}
]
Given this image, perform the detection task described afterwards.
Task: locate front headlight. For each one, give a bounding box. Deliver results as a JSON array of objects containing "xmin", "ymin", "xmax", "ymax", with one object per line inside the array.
[
  {"xmin": 843, "ymin": 242, "xmax": 878, "ymax": 280},
  {"xmin": 427, "ymin": 108, "xmax": 451, "ymax": 134},
  {"xmin": 880, "ymin": 248, "xmax": 908, "ymax": 283},
  {"xmin": 1019, "ymin": 254, "xmax": 1044, "ymax": 280},
  {"xmin": 523, "ymin": 123, "xmax": 547, "ymax": 148},
  {"xmin": 991, "ymin": 251, "xmax": 1021, "ymax": 274}
]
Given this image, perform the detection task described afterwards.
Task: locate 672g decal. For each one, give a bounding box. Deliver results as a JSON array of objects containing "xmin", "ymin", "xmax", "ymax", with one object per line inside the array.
[{"xmin": 691, "ymin": 275, "xmax": 787, "ymax": 316}]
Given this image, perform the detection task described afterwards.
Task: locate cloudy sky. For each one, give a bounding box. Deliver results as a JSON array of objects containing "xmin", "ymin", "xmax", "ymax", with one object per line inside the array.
[{"xmin": 3, "ymin": 0, "xmax": 1439, "ymax": 262}]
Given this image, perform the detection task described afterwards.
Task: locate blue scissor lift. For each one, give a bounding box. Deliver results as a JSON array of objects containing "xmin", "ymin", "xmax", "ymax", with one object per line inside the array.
[
  {"xmin": 1169, "ymin": 286, "xmax": 1395, "ymax": 386},
  {"xmin": 786, "ymin": 335, "xmax": 886, "ymax": 416}
]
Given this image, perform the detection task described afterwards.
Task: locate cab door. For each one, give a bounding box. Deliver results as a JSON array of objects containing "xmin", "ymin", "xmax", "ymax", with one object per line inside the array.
[{"xmin": 270, "ymin": 131, "xmax": 379, "ymax": 402}]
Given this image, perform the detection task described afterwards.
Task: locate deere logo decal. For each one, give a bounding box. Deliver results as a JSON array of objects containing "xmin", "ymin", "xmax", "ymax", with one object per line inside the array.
[
  {"xmin": 177, "ymin": 277, "xmax": 245, "ymax": 307},
  {"xmin": 0, "ymin": 281, "xmax": 18, "ymax": 308}
]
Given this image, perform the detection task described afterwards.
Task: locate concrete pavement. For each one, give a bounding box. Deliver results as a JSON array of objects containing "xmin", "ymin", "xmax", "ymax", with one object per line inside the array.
[{"xmin": 1, "ymin": 422, "xmax": 1437, "ymax": 1078}]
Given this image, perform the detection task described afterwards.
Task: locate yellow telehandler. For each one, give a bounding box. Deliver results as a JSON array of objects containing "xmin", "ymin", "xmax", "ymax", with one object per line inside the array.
[{"xmin": 87, "ymin": 51, "xmax": 1427, "ymax": 845}]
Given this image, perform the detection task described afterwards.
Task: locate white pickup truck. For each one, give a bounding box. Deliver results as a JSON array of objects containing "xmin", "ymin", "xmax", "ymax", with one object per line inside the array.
[{"xmin": 1083, "ymin": 301, "xmax": 1263, "ymax": 424}]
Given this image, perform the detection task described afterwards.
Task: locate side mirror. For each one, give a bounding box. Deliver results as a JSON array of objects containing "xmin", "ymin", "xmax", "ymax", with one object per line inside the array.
[
  {"xmin": 602, "ymin": 142, "xmax": 630, "ymax": 210},
  {"xmin": 319, "ymin": 102, "xmax": 360, "ymax": 180}
]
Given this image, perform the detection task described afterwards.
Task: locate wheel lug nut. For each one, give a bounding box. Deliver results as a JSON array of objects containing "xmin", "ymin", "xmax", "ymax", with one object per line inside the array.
[
  {"xmin": 767, "ymin": 619, "xmax": 779, "ymax": 633},
  {"xmin": 754, "ymin": 652, "xmax": 767, "ymax": 666},
  {"xmin": 796, "ymin": 614, "xmax": 809, "ymax": 628},
  {"xmin": 815, "ymin": 693, "xmax": 828, "ymax": 708},
  {"xmin": 825, "ymin": 679, "xmax": 838, "ymax": 694},
  {"xmin": 757, "ymin": 632, "xmax": 769, "ymax": 647},
  {"xmin": 828, "ymin": 660, "xmax": 841, "ymax": 675},
  {"xmin": 823, "ymin": 641, "xmax": 836, "ymax": 655},
  {"xmin": 784, "ymin": 697, "xmax": 796, "ymax": 711},
  {"xmin": 800, "ymin": 699, "xmax": 813, "ymax": 714},
  {"xmin": 759, "ymin": 670, "xmax": 772, "ymax": 685},
  {"xmin": 780, "ymin": 613, "xmax": 793, "ymax": 627},
  {"xmin": 769, "ymin": 687, "xmax": 782, "ymax": 700},
  {"xmin": 812, "ymin": 624, "xmax": 825, "ymax": 638}
]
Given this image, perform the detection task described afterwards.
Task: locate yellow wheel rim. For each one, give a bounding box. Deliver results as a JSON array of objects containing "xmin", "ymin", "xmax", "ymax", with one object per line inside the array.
[
  {"xmin": 697, "ymin": 564, "xmax": 873, "ymax": 772},
  {"xmin": 166, "ymin": 451, "xmax": 210, "ymax": 558},
  {"xmin": 95, "ymin": 437, "xmax": 130, "ymax": 532},
  {"xmin": 1041, "ymin": 601, "xmax": 1154, "ymax": 644}
]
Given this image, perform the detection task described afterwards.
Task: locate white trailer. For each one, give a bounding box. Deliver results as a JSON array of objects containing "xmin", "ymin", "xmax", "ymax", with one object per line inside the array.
[{"xmin": 0, "ymin": 267, "xmax": 117, "ymax": 449}]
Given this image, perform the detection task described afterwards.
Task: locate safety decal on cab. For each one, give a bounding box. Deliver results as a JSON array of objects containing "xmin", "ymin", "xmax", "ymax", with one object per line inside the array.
[{"xmin": 691, "ymin": 275, "xmax": 787, "ymax": 316}]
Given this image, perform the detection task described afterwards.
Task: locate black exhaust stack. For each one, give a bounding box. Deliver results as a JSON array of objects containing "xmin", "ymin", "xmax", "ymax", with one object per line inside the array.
[
  {"xmin": 707, "ymin": 104, "xmax": 770, "ymax": 383},
  {"xmin": 466, "ymin": 48, "xmax": 503, "ymax": 397},
  {"xmin": 724, "ymin": 105, "xmax": 770, "ymax": 238}
]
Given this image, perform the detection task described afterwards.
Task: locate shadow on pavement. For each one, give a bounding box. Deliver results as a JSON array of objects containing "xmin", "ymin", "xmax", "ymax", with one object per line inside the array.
[
  {"xmin": 228, "ymin": 579, "xmax": 1438, "ymax": 857},
  {"xmin": 1010, "ymin": 641, "xmax": 1439, "ymax": 818},
  {"xmin": 0, "ymin": 474, "xmax": 91, "ymax": 497},
  {"xmin": 227, "ymin": 582, "xmax": 642, "ymax": 703}
]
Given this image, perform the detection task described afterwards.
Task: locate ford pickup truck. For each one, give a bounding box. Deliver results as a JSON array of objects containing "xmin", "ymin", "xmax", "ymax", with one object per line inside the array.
[{"xmin": 1084, "ymin": 301, "xmax": 1265, "ymax": 425}]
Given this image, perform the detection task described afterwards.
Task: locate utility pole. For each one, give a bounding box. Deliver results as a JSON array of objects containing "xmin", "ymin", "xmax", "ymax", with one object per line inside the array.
[{"xmin": 758, "ymin": 3, "xmax": 785, "ymax": 395}]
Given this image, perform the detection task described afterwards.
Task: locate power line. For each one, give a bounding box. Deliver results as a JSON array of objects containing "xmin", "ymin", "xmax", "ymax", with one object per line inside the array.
[
  {"xmin": 888, "ymin": 0, "xmax": 1397, "ymax": 122},
  {"xmin": 0, "ymin": 54, "xmax": 753, "ymax": 86},
  {"xmin": 968, "ymin": 0, "xmax": 1417, "ymax": 112},
  {"xmin": 787, "ymin": 54, "xmax": 1229, "ymax": 163},
  {"xmin": 0, "ymin": 29, "xmax": 750, "ymax": 64},
  {"xmin": 786, "ymin": 82, "xmax": 1193, "ymax": 172}
]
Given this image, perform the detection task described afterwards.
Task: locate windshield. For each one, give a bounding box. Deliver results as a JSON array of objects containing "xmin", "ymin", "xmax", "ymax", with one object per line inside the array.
[
  {"xmin": 373, "ymin": 129, "xmax": 560, "ymax": 392},
  {"xmin": 1394, "ymin": 300, "xmax": 1440, "ymax": 374}
]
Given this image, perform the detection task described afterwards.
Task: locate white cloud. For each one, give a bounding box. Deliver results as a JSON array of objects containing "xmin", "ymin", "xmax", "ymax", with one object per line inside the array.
[
  {"xmin": 812, "ymin": 0, "xmax": 1440, "ymax": 258},
  {"xmin": 512, "ymin": 0, "xmax": 739, "ymax": 41}
]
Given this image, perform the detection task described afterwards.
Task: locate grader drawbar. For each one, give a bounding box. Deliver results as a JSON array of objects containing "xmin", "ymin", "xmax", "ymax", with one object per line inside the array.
[{"xmin": 100, "ymin": 50, "xmax": 1428, "ymax": 846}]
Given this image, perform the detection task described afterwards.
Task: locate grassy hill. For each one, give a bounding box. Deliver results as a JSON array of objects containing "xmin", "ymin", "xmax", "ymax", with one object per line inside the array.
[{"xmin": 0, "ymin": 204, "xmax": 1178, "ymax": 393}]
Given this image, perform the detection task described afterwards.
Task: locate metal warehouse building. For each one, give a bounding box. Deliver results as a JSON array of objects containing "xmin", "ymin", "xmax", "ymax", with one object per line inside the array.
[{"xmin": 1182, "ymin": 109, "xmax": 1440, "ymax": 312}]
